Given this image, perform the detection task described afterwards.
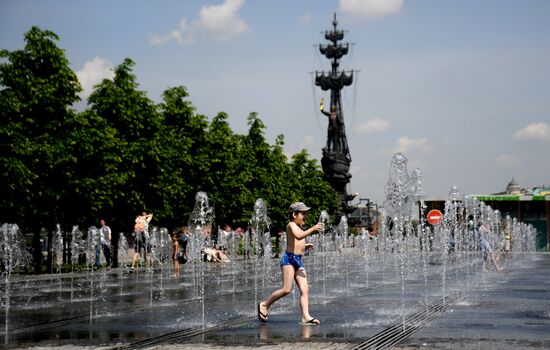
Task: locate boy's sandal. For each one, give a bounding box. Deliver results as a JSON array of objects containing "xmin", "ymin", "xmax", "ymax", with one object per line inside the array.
[
  {"xmin": 257, "ymin": 303, "xmax": 268, "ymax": 322},
  {"xmin": 300, "ymin": 318, "xmax": 320, "ymax": 326}
]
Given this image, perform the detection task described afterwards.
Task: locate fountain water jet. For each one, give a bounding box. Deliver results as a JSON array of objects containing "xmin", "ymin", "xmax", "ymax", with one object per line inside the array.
[
  {"xmin": 1, "ymin": 224, "xmax": 30, "ymax": 344},
  {"xmin": 248, "ymin": 198, "xmax": 272, "ymax": 307},
  {"xmin": 187, "ymin": 191, "xmax": 215, "ymax": 329},
  {"xmin": 383, "ymin": 153, "xmax": 421, "ymax": 329}
]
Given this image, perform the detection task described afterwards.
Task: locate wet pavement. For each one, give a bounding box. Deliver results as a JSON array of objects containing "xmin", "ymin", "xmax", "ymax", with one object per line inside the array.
[
  {"xmin": 2, "ymin": 252, "xmax": 550, "ymax": 349},
  {"xmin": 393, "ymin": 252, "xmax": 550, "ymax": 349}
]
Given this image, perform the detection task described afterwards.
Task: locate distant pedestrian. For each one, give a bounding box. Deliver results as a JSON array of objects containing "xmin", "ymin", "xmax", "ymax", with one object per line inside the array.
[
  {"xmin": 96, "ymin": 219, "xmax": 112, "ymax": 268},
  {"xmin": 131, "ymin": 211, "xmax": 153, "ymax": 271},
  {"xmin": 177, "ymin": 226, "xmax": 190, "ymax": 264},
  {"xmin": 171, "ymin": 229, "xmax": 180, "ymax": 277},
  {"xmin": 479, "ymin": 222, "xmax": 501, "ymax": 272}
]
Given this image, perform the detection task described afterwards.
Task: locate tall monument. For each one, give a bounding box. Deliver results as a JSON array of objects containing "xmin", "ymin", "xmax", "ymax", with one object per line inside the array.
[{"xmin": 315, "ymin": 13, "xmax": 355, "ymax": 215}]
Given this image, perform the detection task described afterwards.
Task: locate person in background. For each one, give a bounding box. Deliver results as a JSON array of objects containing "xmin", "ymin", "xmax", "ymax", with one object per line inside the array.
[
  {"xmin": 130, "ymin": 211, "xmax": 153, "ymax": 271},
  {"xmin": 171, "ymin": 229, "xmax": 180, "ymax": 277},
  {"xmin": 203, "ymin": 246, "xmax": 231, "ymax": 262},
  {"xmin": 235, "ymin": 227, "xmax": 244, "ymax": 238},
  {"xmin": 479, "ymin": 222, "xmax": 501, "ymax": 273},
  {"xmin": 177, "ymin": 226, "xmax": 190, "ymax": 264},
  {"xmin": 96, "ymin": 219, "xmax": 112, "ymax": 268}
]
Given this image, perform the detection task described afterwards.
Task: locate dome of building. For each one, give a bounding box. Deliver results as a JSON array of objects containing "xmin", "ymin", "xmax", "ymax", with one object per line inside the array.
[{"xmin": 506, "ymin": 177, "xmax": 521, "ymax": 194}]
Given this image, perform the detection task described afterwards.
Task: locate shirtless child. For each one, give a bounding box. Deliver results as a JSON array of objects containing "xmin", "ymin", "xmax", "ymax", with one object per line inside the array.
[{"xmin": 258, "ymin": 202, "xmax": 324, "ymax": 325}]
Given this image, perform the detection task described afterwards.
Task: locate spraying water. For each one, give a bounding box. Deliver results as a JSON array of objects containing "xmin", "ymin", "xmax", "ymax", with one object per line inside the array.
[
  {"xmin": 317, "ymin": 210, "xmax": 331, "ymax": 299},
  {"xmin": 249, "ymin": 198, "xmax": 272, "ymax": 306},
  {"xmin": 383, "ymin": 153, "xmax": 421, "ymax": 329},
  {"xmin": 187, "ymin": 191, "xmax": 215, "ymax": 329},
  {"xmin": 69, "ymin": 225, "xmax": 83, "ymax": 302},
  {"xmin": 1, "ymin": 224, "xmax": 30, "ymax": 344}
]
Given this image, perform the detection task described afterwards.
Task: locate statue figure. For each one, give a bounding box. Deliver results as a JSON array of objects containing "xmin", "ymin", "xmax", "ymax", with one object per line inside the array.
[{"xmin": 320, "ymin": 98, "xmax": 339, "ymax": 151}]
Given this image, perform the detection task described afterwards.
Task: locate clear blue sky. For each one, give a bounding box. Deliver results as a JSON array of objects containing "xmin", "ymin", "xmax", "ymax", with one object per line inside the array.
[{"xmin": 2, "ymin": 0, "xmax": 549, "ymax": 204}]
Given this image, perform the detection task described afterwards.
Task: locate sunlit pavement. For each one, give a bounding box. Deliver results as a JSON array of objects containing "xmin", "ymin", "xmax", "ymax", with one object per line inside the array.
[{"xmin": 2, "ymin": 252, "xmax": 549, "ymax": 349}]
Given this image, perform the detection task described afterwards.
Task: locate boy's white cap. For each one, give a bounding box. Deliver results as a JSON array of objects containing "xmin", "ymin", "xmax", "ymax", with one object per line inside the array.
[{"xmin": 289, "ymin": 202, "xmax": 311, "ymax": 212}]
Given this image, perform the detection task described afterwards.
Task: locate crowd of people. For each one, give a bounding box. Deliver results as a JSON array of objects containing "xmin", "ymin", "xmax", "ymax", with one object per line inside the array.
[
  {"xmin": 63, "ymin": 201, "xmax": 516, "ymax": 327},
  {"xmin": 92, "ymin": 211, "xmax": 512, "ymax": 277},
  {"xmin": 87, "ymin": 208, "xmax": 514, "ymax": 285},
  {"xmin": 90, "ymin": 211, "xmax": 247, "ymax": 276}
]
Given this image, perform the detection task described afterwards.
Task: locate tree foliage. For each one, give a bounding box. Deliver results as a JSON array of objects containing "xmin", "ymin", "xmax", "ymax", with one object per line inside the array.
[
  {"xmin": 1, "ymin": 27, "xmax": 339, "ymax": 234},
  {"xmin": 1, "ymin": 26, "xmax": 81, "ymax": 230}
]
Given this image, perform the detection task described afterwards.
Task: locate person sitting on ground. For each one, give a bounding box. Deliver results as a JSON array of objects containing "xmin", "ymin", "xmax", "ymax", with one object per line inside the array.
[{"xmin": 203, "ymin": 245, "xmax": 230, "ymax": 262}]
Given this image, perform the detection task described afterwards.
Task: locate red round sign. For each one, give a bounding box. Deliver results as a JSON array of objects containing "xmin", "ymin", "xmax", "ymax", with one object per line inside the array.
[{"xmin": 427, "ymin": 209, "xmax": 443, "ymax": 225}]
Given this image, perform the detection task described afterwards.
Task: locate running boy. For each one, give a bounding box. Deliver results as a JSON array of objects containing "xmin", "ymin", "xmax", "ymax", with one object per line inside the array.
[{"xmin": 258, "ymin": 202, "xmax": 324, "ymax": 325}]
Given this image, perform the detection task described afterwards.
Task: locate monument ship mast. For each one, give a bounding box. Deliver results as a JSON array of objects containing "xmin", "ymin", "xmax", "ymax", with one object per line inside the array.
[{"xmin": 315, "ymin": 13, "xmax": 355, "ymax": 215}]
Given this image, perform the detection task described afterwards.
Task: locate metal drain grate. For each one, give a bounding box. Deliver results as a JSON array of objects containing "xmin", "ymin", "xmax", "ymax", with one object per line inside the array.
[{"xmin": 350, "ymin": 291, "xmax": 471, "ymax": 350}]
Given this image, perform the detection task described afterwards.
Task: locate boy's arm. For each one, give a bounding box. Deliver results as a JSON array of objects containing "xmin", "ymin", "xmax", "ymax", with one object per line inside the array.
[{"xmin": 288, "ymin": 222, "xmax": 323, "ymax": 240}]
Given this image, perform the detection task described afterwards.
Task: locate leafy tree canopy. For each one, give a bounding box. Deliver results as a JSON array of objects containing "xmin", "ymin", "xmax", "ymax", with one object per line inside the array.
[{"xmin": 1, "ymin": 27, "xmax": 339, "ymax": 235}]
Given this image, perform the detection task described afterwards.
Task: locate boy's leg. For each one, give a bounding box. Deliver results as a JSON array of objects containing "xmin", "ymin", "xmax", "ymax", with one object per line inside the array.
[
  {"xmin": 294, "ymin": 269, "xmax": 319, "ymax": 324},
  {"xmin": 171, "ymin": 258, "xmax": 179, "ymax": 277},
  {"xmin": 260, "ymin": 265, "xmax": 295, "ymax": 316}
]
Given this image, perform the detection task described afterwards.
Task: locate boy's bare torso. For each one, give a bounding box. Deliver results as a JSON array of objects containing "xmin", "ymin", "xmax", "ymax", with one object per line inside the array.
[{"xmin": 285, "ymin": 222, "xmax": 305, "ymax": 255}]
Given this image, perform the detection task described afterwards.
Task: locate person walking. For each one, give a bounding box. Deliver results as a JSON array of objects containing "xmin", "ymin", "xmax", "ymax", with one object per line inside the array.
[
  {"xmin": 258, "ymin": 202, "xmax": 324, "ymax": 325},
  {"xmin": 96, "ymin": 219, "xmax": 112, "ymax": 268},
  {"xmin": 479, "ymin": 222, "xmax": 501, "ymax": 273}
]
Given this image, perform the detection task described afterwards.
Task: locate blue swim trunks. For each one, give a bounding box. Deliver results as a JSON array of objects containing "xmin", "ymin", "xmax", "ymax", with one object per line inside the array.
[{"xmin": 280, "ymin": 251, "xmax": 304, "ymax": 271}]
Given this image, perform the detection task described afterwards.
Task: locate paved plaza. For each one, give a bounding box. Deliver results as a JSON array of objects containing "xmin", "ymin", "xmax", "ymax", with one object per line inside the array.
[{"xmin": 2, "ymin": 252, "xmax": 549, "ymax": 350}]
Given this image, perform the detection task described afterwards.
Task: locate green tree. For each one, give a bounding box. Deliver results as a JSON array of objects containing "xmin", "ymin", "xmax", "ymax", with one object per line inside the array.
[
  {"xmin": 157, "ymin": 85, "xmax": 208, "ymax": 227},
  {"xmin": 259, "ymin": 134, "xmax": 295, "ymax": 230},
  {"xmin": 234, "ymin": 113, "xmax": 338, "ymax": 230},
  {"xmin": 236, "ymin": 113, "xmax": 275, "ymax": 226},
  {"xmin": 0, "ymin": 26, "xmax": 82, "ymax": 231},
  {"xmin": 1, "ymin": 27, "xmax": 340, "ymax": 243},
  {"xmin": 62, "ymin": 109, "xmax": 123, "ymax": 225},
  {"xmin": 87, "ymin": 58, "xmax": 162, "ymax": 229},
  {"xmin": 200, "ymin": 112, "xmax": 246, "ymax": 226}
]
